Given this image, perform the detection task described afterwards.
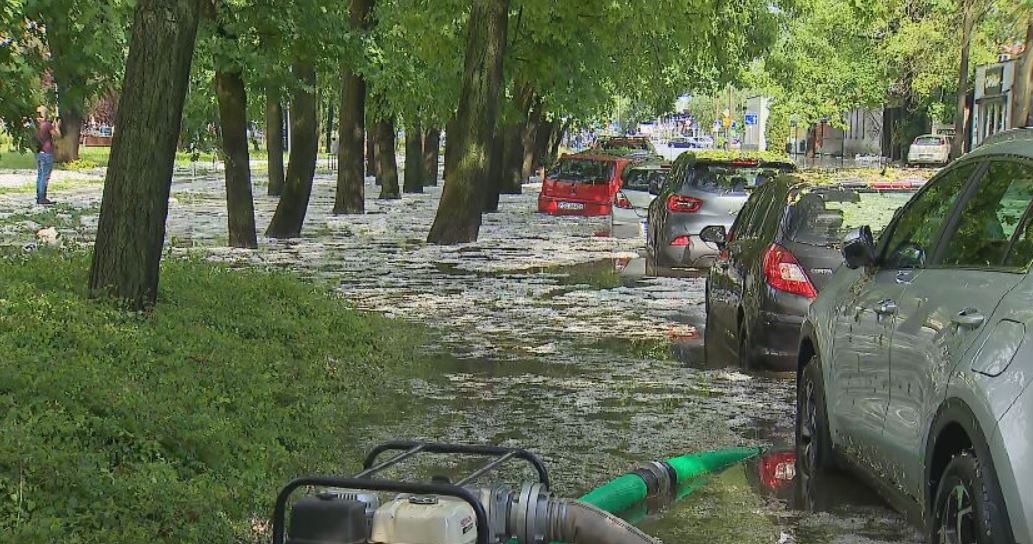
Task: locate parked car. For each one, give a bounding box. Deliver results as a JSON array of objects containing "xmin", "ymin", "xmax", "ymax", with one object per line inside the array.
[
  {"xmin": 907, "ymin": 134, "xmax": 950, "ymax": 166},
  {"xmin": 703, "ymin": 179, "xmax": 915, "ymax": 370},
  {"xmin": 645, "ymin": 154, "xmax": 796, "ymax": 271},
  {"xmin": 594, "ymin": 136, "xmax": 658, "ymax": 158},
  {"xmin": 796, "ymin": 128, "xmax": 1033, "ymax": 544},
  {"xmin": 669, "ymin": 137, "xmax": 693, "ymax": 149},
  {"xmin": 610, "ymin": 162, "xmax": 670, "ymax": 240},
  {"xmin": 537, "ymin": 153, "xmax": 633, "ymax": 216}
]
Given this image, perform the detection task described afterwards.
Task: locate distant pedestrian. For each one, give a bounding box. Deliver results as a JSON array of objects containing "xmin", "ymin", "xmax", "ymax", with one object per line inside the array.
[{"xmin": 34, "ymin": 105, "xmax": 61, "ymax": 205}]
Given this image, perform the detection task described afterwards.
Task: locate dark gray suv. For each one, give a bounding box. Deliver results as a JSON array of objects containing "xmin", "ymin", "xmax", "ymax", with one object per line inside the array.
[{"xmin": 797, "ymin": 128, "xmax": 1033, "ymax": 544}]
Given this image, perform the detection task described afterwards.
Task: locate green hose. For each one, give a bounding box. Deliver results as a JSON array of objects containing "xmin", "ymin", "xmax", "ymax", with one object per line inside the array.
[
  {"xmin": 504, "ymin": 447, "xmax": 763, "ymax": 544},
  {"xmin": 578, "ymin": 447, "xmax": 762, "ymax": 515}
]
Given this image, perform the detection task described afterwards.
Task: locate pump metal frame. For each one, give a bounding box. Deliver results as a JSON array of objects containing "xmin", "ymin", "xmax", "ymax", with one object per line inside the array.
[{"xmin": 271, "ymin": 441, "xmax": 551, "ymax": 544}]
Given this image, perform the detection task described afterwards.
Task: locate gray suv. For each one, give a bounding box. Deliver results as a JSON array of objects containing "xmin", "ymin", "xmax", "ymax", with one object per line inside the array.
[{"xmin": 796, "ymin": 128, "xmax": 1033, "ymax": 544}]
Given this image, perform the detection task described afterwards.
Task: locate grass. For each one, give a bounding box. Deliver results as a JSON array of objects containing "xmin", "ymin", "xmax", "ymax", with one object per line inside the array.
[
  {"xmin": 0, "ymin": 177, "xmax": 103, "ymax": 197},
  {"xmin": 0, "ymin": 252, "xmax": 419, "ymax": 543},
  {"xmin": 0, "ymin": 147, "xmax": 111, "ymax": 171}
]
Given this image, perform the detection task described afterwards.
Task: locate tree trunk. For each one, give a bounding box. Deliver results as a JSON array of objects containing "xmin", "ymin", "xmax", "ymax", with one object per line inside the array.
[
  {"xmin": 366, "ymin": 128, "xmax": 376, "ymax": 177},
  {"xmin": 500, "ymin": 86, "xmax": 534, "ymax": 194},
  {"xmin": 265, "ymin": 61, "xmax": 318, "ymax": 238},
  {"xmin": 427, "ymin": 0, "xmax": 509, "ymax": 244},
  {"xmin": 520, "ymin": 97, "xmax": 543, "ymax": 180},
  {"xmin": 375, "ymin": 118, "xmax": 400, "ymax": 199},
  {"xmin": 442, "ymin": 115, "xmax": 460, "ymax": 184},
  {"xmin": 333, "ymin": 0, "xmax": 372, "ymax": 214},
  {"xmin": 53, "ymin": 107, "xmax": 83, "ymax": 163},
  {"xmin": 951, "ymin": 8, "xmax": 976, "ymax": 159},
  {"xmin": 403, "ymin": 123, "xmax": 424, "ymax": 193},
  {"xmin": 40, "ymin": 11, "xmax": 84, "ymax": 163},
  {"xmin": 483, "ymin": 127, "xmax": 504, "ymax": 212},
  {"xmin": 215, "ymin": 69, "xmax": 257, "ymax": 248},
  {"xmin": 1013, "ymin": 18, "xmax": 1033, "ymax": 128},
  {"xmin": 500, "ymin": 123, "xmax": 523, "ymax": 194},
  {"xmin": 533, "ymin": 118, "xmax": 554, "ymax": 172},
  {"xmin": 88, "ymin": 0, "xmax": 201, "ymax": 309},
  {"xmin": 333, "ymin": 66, "xmax": 367, "ymax": 213},
  {"xmin": 548, "ymin": 118, "xmax": 570, "ymax": 163},
  {"xmin": 422, "ymin": 127, "xmax": 440, "ymax": 185},
  {"xmin": 265, "ymin": 92, "xmax": 285, "ymax": 196}
]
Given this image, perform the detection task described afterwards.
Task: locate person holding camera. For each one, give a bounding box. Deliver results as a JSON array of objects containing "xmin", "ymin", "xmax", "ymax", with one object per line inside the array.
[{"xmin": 34, "ymin": 105, "xmax": 61, "ymax": 205}]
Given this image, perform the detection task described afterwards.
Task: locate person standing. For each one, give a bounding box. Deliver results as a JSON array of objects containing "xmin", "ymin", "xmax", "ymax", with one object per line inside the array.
[{"xmin": 34, "ymin": 105, "xmax": 61, "ymax": 205}]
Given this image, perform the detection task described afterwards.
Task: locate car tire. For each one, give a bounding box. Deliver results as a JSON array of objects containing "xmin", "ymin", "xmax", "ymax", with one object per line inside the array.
[
  {"xmin": 796, "ymin": 356, "xmax": 835, "ymax": 511},
  {"xmin": 704, "ymin": 297, "xmax": 718, "ymax": 368},
  {"xmin": 737, "ymin": 318, "xmax": 755, "ymax": 370},
  {"xmin": 930, "ymin": 451, "xmax": 1014, "ymax": 544}
]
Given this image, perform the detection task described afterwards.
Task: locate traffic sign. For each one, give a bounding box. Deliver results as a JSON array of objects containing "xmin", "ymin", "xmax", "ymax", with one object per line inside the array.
[{"xmin": 744, "ymin": 113, "xmax": 759, "ymax": 126}]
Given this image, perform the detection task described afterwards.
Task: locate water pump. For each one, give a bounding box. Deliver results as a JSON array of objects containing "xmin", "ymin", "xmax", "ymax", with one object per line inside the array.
[{"xmin": 272, "ymin": 440, "xmax": 658, "ymax": 544}]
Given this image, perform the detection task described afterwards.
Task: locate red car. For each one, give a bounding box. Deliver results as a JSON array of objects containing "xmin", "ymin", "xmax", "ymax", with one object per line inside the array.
[{"xmin": 538, "ymin": 154, "xmax": 632, "ymax": 216}]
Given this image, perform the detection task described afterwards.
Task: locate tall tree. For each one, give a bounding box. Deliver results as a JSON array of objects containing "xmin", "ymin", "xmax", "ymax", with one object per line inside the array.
[
  {"xmin": 26, "ymin": 0, "xmax": 131, "ymax": 163},
  {"xmin": 951, "ymin": 0, "xmax": 987, "ymax": 158},
  {"xmin": 422, "ymin": 127, "xmax": 441, "ymax": 185},
  {"xmin": 374, "ymin": 117, "xmax": 401, "ymax": 198},
  {"xmin": 333, "ymin": 0, "xmax": 373, "ymax": 214},
  {"xmin": 403, "ymin": 122, "xmax": 424, "ymax": 193},
  {"xmin": 215, "ymin": 70, "xmax": 258, "ymax": 248},
  {"xmin": 89, "ymin": 0, "xmax": 201, "ymax": 309},
  {"xmin": 427, "ymin": 0, "xmax": 509, "ymax": 244},
  {"xmin": 1013, "ymin": 17, "xmax": 1033, "ymax": 128},
  {"xmin": 266, "ymin": 61, "xmax": 318, "ymax": 238},
  {"xmin": 483, "ymin": 125, "xmax": 504, "ymax": 212},
  {"xmin": 266, "ymin": 93, "xmax": 286, "ymax": 195}
]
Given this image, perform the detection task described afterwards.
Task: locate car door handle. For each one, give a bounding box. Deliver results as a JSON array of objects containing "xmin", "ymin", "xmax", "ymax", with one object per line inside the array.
[
  {"xmin": 952, "ymin": 308, "xmax": 985, "ymax": 328},
  {"xmin": 874, "ymin": 299, "xmax": 898, "ymax": 316}
]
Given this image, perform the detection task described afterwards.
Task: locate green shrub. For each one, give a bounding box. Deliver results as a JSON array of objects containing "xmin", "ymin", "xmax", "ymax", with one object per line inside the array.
[{"xmin": 0, "ymin": 252, "xmax": 417, "ymax": 543}]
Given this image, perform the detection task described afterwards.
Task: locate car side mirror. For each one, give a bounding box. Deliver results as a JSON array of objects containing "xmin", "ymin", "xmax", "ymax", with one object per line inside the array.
[
  {"xmin": 842, "ymin": 226, "xmax": 876, "ymax": 269},
  {"xmin": 699, "ymin": 225, "xmax": 727, "ymax": 247}
]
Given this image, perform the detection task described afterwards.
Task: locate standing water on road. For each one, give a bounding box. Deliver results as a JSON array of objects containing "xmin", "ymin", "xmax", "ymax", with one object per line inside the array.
[{"xmin": 0, "ymin": 167, "xmax": 922, "ymax": 543}]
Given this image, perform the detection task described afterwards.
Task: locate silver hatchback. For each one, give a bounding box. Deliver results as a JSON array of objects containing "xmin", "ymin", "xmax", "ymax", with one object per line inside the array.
[
  {"xmin": 646, "ymin": 154, "xmax": 795, "ymax": 271},
  {"xmin": 796, "ymin": 128, "xmax": 1033, "ymax": 544}
]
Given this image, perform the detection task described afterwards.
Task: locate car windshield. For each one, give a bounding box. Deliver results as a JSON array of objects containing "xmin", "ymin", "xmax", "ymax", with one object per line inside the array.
[
  {"xmin": 914, "ymin": 136, "xmax": 945, "ymax": 146},
  {"xmin": 688, "ymin": 163, "xmax": 793, "ymax": 194},
  {"xmin": 547, "ymin": 158, "xmax": 615, "ymax": 184},
  {"xmin": 787, "ymin": 189, "xmax": 915, "ymax": 247}
]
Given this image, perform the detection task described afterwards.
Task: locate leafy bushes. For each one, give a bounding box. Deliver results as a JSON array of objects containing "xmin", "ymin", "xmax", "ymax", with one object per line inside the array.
[{"xmin": 0, "ymin": 252, "xmax": 417, "ymax": 543}]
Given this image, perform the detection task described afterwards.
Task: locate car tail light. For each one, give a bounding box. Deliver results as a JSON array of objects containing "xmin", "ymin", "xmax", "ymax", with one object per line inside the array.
[
  {"xmin": 669, "ymin": 235, "xmax": 692, "ymax": 247},
  {"xmin": 762, "ymin": 244, "xmax": 817, "ymax": 299},
  {"xmin": 758, "ymin": 451, "xmax": 796, "ymax": 490},
  {"xmin": 666, "ymin": 194, "xmax": 703, "ymax": 213},
  {"xmin": 614, "ymin": 191, "xmax": 633, "ymax": 209}
]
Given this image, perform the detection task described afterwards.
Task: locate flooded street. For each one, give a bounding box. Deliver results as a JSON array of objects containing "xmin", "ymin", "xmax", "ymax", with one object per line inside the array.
[{"xmin": 0, "ymin": 166, "xmax": 923, "ymax": 543}]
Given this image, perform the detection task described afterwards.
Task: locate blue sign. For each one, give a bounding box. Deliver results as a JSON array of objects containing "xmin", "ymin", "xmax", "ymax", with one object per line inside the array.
[{"xmin": 744, "ymin": 113, "xmax": 759, "ymax": 126}]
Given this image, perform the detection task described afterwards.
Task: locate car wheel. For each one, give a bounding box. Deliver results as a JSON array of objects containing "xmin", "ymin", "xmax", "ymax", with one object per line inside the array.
[
  {"xmin": 796, "ymin": 357, "xmax": 834, "ymax": 511},
  {"xmin": 930, "ymin": 451, "xmax": 1013, "ymax": 544},
  {"xmin": 737, "ymin": 318, "xmax": 755, "ymax": 370},
  {"xmin": 704, "ymin": 298, "xmax": 718, "ymax": 368}
]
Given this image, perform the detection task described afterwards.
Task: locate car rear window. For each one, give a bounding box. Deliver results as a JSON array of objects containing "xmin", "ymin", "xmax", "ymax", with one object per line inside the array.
[
  {"xmin": 547, "ymin": 159, "xmax": 615, "ymax": 184},
  {"xmin": 686, "ymin": 163, "xmax": 792, "ymax": 195},
  {"xmin": 914, "ymin": 136, "xmax": 945, "ymax": 146},
  {"xmin": 787, "ymin": 189, "xmax": 915, "ymax": 247}
]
